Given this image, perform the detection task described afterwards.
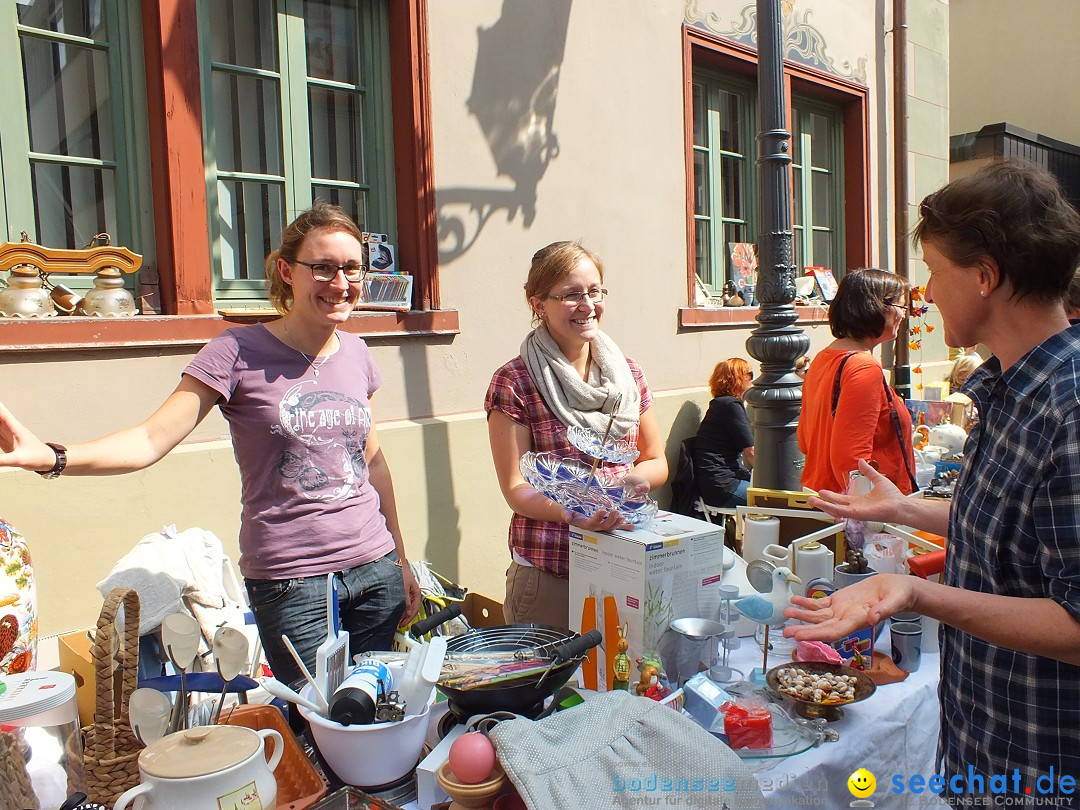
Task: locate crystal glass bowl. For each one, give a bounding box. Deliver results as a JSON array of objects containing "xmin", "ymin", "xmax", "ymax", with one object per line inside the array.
[
  {"xmin": 565, "ymin": 425, "xmax": 640, "ymax": 464},
  {"xmin": 519, "ymin": 452, "xmax": 657, "ymax": 527}
]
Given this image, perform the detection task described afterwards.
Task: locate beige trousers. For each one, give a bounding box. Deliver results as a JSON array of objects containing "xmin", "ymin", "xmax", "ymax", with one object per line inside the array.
[{"xmin": 503, "ymin": 562, "xmax": 570, "ymax": 631}]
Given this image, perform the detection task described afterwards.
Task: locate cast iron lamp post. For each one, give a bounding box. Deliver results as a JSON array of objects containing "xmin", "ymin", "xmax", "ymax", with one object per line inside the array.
[{"xmin": 744, "ymin": 0, "xmax": 810, "ymax": 491}]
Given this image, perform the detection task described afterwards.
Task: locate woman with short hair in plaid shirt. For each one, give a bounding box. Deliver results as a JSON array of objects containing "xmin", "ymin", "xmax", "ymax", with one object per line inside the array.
[
  {"xmin": 485, "ymin": 241, "xmax": 668, "ymax": 630},
  {"xmin": 784, "ymin": 158, "xmax": 1080, "ymax": 794}
]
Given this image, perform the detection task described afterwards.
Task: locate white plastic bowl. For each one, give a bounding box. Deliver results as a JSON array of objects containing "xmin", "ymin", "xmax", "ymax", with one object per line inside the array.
[{"xmin": 298, "ymin": 684, "xmax": 431, "ymax": 786}]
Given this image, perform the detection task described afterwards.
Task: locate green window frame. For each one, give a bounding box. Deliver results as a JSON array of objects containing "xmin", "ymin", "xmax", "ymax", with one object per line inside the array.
[
  {"xmin": 690, "ymin": 70, "xmax": 845, "ymax": 299},
  {"xmin": 0, "ymin": 0, "xmax": 153, "ymax": 296},
  {"xmin": 792, "ymin": 96, "xmax": 845, "ymax": 274},
  {"xmin": 199, "ymin": 0, "xmax": 396, "ymax": 307},
  {"xmin": 691, "ymin": 71, "xmax": 757, "ymax": 295}
]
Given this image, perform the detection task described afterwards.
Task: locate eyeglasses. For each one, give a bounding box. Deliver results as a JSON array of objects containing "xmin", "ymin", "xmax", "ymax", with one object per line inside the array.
[
  {"xmin": 294, "ymin": 259, "xmax": 366, "ymax": 283},
  {"xmin": 890, "ymin": 302, "xmax": 909, "ymax": 315},
  {"xmin": 547, "ymin": 288, "xmax": 608, "ymax": 305}
]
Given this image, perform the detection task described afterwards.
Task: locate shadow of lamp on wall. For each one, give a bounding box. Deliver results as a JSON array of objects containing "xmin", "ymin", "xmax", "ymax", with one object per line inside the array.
[{"xmin": 437, "ymin": 0, "xmax": 572, "ymax": 264}]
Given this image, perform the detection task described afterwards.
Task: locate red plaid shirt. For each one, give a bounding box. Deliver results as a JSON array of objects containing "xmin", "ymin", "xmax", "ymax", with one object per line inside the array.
[{"xmin": 484, "ymin": 355, "xmax": 654, "ymax": 576}]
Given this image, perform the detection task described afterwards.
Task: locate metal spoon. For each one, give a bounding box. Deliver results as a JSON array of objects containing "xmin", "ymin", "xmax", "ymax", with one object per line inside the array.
[
  {"xmin": 161, "ymin": 612, "xmax": 200, "ymax": 734},
  {"xmin": 210, "ymin": 626, "xmax": 249, "ymax": 724}
]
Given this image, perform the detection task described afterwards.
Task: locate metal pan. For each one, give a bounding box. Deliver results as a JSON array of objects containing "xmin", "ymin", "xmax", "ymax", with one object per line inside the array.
[{"xmin": 436, "ymin": 624, "xmax": 600, "ymax": 718}]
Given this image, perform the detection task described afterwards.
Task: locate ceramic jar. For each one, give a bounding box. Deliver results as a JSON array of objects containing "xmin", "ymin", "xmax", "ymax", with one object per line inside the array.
[
  {"xmin": 0, "ymin": 517, "xmax": 36, "ymax": 675},
  {"xmin": 77, "ymin": 267, "xmax": 138, "ymax": 317},
  {"xmin": 112, "ymin": 725, "xmax": 283, "ymax": 810},
  {"xmin": 0, "ymin": 267, "xmax": 54, "ymax": 318}
]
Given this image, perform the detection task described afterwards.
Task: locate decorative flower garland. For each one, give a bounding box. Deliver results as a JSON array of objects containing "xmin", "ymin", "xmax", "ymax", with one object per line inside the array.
[{"xmin": 908, "ymin": 285, "xmax": 933, "ymax": 393}]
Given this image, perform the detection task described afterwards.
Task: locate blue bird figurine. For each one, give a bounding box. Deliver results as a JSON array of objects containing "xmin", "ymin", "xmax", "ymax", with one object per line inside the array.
[
  {"xmin": 734, "ymin": 566, "xmax": 803, "ymax": 627},
  {"xmin": 735, "ymin": 566, "xmax": 803, "ymax": 680}
]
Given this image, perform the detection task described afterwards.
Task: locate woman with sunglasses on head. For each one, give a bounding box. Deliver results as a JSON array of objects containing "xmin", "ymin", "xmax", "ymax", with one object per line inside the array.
[
  {"xmin": 0, "ymin": 201, "xmax": 420, "ymax": 686},
  {"xmin": 486, "ymin": 241, "xmax": 668, "ymax": 630},
  {"xmin": 798, "ymin": 268, "xmax": 917, "ymax": 496},
  {"xmin": 785, "ymin": 158, "xmax": 1080, "ymax": 792}
]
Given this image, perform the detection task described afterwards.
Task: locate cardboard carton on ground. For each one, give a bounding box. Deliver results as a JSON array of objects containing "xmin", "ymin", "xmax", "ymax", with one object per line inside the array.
[
  {"xmin": 570, "ymin": 511, "xmax": 751, "ymax": 691},
  {"xmin": 58, "ymin": 629, "xmax": 99, "ymax": 726}
]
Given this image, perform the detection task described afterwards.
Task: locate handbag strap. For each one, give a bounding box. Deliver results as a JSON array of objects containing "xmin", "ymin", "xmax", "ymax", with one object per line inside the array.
[
  {"xmin": 831, "ymin": 351, "xmax": 918, "ymax": 491},
  {"xmin": 88, "ymin": 588, "xmax": 141, "ymax": 758}
]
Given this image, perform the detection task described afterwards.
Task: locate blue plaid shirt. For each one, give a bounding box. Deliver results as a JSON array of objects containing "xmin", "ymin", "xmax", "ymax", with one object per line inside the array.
[{"xmin": 941, "ymin": 325, "xmax": 1080, "ymax": 787}]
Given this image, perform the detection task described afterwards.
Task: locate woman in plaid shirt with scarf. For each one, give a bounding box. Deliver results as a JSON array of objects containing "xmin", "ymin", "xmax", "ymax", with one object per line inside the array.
[{"xmin": 486, "ymin": 241, "xmax": 668, "ymax": 630}]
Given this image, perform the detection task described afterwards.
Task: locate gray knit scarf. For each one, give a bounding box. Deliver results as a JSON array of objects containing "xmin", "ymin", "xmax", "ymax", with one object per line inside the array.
[{"xmin": 521, "ymin": 324, "xmax": 641, "ymax": 439}]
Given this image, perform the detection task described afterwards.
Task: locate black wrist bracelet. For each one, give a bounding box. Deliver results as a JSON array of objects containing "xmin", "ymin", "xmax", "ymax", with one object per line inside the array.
[{"xmin": 35, "ymin": 443, "xmax": 68, "ymax": 479}]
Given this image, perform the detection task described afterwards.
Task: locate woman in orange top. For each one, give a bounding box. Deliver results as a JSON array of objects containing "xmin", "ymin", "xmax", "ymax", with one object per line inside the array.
[{"xmin": 798, "ymin": 268, "xmax": 916, "ymax": 495}]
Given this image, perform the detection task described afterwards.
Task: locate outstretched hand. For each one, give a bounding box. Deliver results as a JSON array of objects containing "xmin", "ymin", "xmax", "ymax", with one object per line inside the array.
[
  {"xmin": 782, "ymin": 573, "xmax": 915, "ymax": 642},
  {"xmin": 0, "ymin": 402, "xmax": 53, "ymax": 472},
  {"xmin": 808, "ymin": 459, "xmax": 905, "ymax": 524}
]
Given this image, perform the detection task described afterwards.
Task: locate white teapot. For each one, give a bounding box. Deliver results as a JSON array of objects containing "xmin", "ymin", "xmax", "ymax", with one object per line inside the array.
[
  {"xmin": 927, "ymin": 423, "xmax": 967, "ymax": 456},
  {"xmin": 113, "ymin": 725, "xmax": 282, "ymax": 810}
]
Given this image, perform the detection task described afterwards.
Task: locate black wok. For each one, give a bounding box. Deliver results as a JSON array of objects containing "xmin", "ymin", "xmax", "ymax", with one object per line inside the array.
[{"xmin": 436, "ymin": 624, "xmax": 601, "ymax": 719}]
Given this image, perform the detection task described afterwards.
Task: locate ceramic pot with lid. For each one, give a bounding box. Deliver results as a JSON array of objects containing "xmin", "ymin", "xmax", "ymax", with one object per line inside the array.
[{"xmin": 113, "ymin": 724, "xmax": 282, "ymax": 810}]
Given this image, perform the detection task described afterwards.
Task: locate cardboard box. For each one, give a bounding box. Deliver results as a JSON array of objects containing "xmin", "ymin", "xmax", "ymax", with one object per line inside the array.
[
  {"xmin": 58, "ymin": 629, "xmax": 99, "ymax": 726},
  {"xmin": 461, "ymin": 592, "xmax": 503, "ymax": 629},
  {"xmin": 416, "ymin": 722, "xmax": 466, "ymax": 809},
  {"xmin": 569, "ymin": 511, "xmax": 753, "ymax": 691}
]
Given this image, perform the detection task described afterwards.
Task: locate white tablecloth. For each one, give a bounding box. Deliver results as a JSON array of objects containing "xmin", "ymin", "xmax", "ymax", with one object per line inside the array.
[
  {"xmin": 733, "ymin": 629, "xmax": 941, "ymax": 806},
  {"xmin": 397, "ymin": 625, "xmax": 941, "ymax": 808}
]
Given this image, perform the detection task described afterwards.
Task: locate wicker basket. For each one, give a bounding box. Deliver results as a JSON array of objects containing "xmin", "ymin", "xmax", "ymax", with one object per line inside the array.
[
  {"xmin": 219, "ymin": 704, "xmax": 327, "ymax": 809},
  {"xmin": 81, "ymin": 587, "xmax": 144, "ymax": 806}
]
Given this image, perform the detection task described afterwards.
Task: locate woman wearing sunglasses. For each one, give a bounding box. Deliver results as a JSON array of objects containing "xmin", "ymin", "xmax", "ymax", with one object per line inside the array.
[
  {"xmin": 798, "ymin": 267, "xmax": 917, "ymax": 496},
  {"xmin": 485, "ymin": 241, "xmax": 667, "ymax": 630},
  {"xmin": 0, "ymin": 201, "xmax": 420, "ymax": 686}
]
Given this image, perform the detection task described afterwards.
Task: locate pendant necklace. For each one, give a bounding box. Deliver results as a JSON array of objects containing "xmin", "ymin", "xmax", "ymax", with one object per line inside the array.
[{"xmin": 283, "ymin": 321, "xmax": 333, "ymax": 380}]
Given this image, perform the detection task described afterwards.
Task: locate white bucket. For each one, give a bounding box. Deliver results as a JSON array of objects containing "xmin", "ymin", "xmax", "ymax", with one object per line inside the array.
[{"xmin": 298, "ymin": 683, "xmax": 431, "ymax": 786}]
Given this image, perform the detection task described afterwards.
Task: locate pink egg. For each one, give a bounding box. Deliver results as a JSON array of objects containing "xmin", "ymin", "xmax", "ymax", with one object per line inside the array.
[{"xmin": 448, "ymin": 731, "xmax": 497, "ymax": 785}]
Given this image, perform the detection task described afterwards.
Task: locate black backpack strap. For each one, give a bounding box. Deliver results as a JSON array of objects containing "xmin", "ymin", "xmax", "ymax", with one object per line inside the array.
[{"xmin": 830, "ymin": 352, "xmax": 858, "ymax": 417}]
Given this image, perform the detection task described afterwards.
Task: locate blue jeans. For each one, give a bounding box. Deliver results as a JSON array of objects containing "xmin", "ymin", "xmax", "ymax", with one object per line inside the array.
[
  {"xmin": 245, "ymin": 552, "xmax": 406, "ymax": 687},
  {"xmin": 710, "ymin": 479, "xmax": 750, "ymax": 508}
]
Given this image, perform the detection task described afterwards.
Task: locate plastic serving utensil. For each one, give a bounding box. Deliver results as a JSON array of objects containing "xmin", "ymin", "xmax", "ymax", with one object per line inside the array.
[
  {"xmin": 161, "ymin": 612, "xmax": 200, "ymax": 734},
  {"xmin": 315, "ymin": 573, "xmax": 349, "ymax": 701},
  {"xmin": 258, "ymin": 676, "xmax": 327, "ymax": 716},
  {"xmin": 210, "ymin": 626, "xmax": 249, "ymax": 724},
  {"xmin": 129, "ymin": 687, "xmax": 172, "ymax": 745},
  {"xmin": 397, "ymin": 636, "xmax": 447, "ymax": 716},
  {"xmin": 282, "ymin": 633, "xmax": 329, "ymax": 714}
]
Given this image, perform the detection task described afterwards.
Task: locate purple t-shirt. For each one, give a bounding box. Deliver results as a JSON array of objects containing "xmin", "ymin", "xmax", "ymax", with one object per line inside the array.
[{"xmin": 184, "ymin": 324, "xmax": 394, "ymax": 580}]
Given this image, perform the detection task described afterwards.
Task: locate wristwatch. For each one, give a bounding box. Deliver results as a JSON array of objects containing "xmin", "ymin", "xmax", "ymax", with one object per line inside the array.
[{"xmin": 35, "ymin": 442, "xmax": 68, "ymax": 479}]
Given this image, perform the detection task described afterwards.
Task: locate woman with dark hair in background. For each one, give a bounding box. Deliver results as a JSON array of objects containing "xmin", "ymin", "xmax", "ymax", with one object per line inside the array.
[
  {"xmin": 486, "ymin": 241, "xmax": 667, "ymax": 630},
  {"xmin": 693, "ymin": 358, "xmax": 755, "ymax": 508},
  {"xmin": 798, "ymin": 268, "xmax": 916, "ymax": 495}
]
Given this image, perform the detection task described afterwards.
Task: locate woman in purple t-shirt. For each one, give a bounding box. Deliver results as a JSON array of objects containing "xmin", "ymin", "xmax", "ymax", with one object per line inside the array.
[{"xmin": 0, "ymin": 202, "xmax": 421, "ymax": 686}]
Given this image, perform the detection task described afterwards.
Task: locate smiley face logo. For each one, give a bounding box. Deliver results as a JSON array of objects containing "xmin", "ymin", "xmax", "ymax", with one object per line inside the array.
[{"xmin": 848, "ymin": 768, "xmax": 876, "ymax": 798}]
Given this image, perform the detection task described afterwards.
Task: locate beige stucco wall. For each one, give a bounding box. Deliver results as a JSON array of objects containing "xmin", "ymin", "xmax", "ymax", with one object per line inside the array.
[
  {"xmin": 950, "ymin": 0, "xmax": 1080, "ymax": 146},
  {"xmin": 905, "ymin": 0, "xmax": 952, "ymax": 380},
  {"xmin": 0, "ymin": 0, "xmax": 949, "ymax": 637}
]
